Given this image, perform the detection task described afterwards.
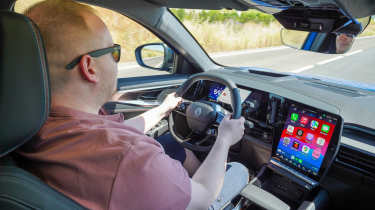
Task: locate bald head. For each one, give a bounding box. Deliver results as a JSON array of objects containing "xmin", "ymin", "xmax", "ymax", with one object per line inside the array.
[
  {"xmin": 25, "ymin": 0, "xmax": 118, "ymax": 113},
  {"xmin": 25, "ymin": 0, "xmax": 111, "ymax": 93}
]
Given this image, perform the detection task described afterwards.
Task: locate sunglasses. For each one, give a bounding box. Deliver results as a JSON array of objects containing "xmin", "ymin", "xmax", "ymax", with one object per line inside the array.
[
  {"xmin": 65, "ymin": 44, "xmax": 121, "ymax": 70},
  {"xmin": 334, "ymin": 32, "xmax": 355, "ymax": 38}
]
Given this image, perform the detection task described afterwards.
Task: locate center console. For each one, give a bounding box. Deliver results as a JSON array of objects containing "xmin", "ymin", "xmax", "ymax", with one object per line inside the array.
[
  {"xmin": 239, "ymin": 101, "xmax": 343, "ymax": 210},
  {"xmin": 185, "ymin": 81, "xmax": 344, "ymax": 210}
]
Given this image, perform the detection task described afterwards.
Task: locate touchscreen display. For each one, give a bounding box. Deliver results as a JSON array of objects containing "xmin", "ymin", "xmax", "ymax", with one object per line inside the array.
[{"xmin": 275, "ymin": 105, "xmax": 337, "ymax": 176}]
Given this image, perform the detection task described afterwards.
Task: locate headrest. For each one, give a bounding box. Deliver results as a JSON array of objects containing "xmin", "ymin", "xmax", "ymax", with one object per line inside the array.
[{"xmin": 0, "ymin": 12, "xmax": 50, "ymax": 157}]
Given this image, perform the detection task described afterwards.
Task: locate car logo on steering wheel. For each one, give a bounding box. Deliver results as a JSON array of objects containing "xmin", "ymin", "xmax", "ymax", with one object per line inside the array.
[{"xmin": 194, "ymin": 107, "xmax": 202, "ymax": 117}]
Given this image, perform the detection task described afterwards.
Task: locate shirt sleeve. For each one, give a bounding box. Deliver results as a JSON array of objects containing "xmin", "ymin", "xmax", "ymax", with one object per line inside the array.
[{"xmin": 109, "ymin": 135, "xmax": 191, "ymax": 210}]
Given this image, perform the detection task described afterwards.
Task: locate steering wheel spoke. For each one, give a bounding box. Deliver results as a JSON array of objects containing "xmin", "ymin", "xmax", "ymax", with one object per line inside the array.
[{"xmin": 172, "ymin": 101, "xmax": 191, "ymax": 116}]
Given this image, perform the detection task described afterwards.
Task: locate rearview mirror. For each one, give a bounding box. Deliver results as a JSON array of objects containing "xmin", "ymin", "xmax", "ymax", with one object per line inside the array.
[
  {"xmin": 135, "ymin": 43, "xmax": 175, "ymax": 71},
  {"xmin": 281, "ymin": 29, "xmax": 355, "ymax": 54},
  {"xmin": 276, "ymin": 7, "xmax": 371, "ymax": 54},
  {"xmin": 280, "ymin": 17, "xmax": 371, "ymax": 54}
]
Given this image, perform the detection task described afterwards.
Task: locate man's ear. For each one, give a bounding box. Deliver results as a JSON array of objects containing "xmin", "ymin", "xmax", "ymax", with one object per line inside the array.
[{"xmin": 78, "ymin": 54, "xmax": 99, "ymax": 83}]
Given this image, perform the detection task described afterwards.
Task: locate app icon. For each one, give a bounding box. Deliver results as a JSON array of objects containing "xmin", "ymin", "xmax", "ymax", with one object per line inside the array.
[
  {"xmin": 292, "ymin": 141, "xmax": 300, "ymax": 150},
  {"xmin": 306, "ymin": 133, "xmax": 314, "ymax": 141},
  {"xmin": 316, "ymin": 137, "xmax": 325, "ymax": 146},
  {"xmin": 322, "ymin": 124, "xmax": 330, "ymax": 134},
  {"xmin": 311, "ymin": 120, "xmax": 319, "ymax": 130},
  {"xmin": 291, "ymin": 155, "xmax": 295, "ymax": 160},
  {"xmin": 297, "ymin": 129, "xmax": 304, "ymax": 137},
  {"xmin": 298, "ymin": 159, "xmax": 303, "ymax": 164},
  {"xmin": 283, "ymin": 137, "xmax": 291, "ymax": 146},
  {"xmin": 300, "ymin": 116, "xmax": 309, "ymax": 125},
  {"xmin": 287, "ymin": 125, "xmax": 294, "ymax": 134},
  {"xmin": 291, "ymin": 113, "xmax": 299, "ymax": 122},
  {"xmin": 302, "ymin": 145, "xmax": 310, "ymax": 154},
  {"xmin": 312, "ymin": 148, "xmax": 321, "ymax": 159}
]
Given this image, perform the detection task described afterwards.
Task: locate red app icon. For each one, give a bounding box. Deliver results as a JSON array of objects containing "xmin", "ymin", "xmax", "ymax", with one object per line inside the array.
[
  {"xmin": 300, "ymin": 116, "xmax": 309, "ymax": 125},
  {"xmin": 292, "ymin": 141, "xmax": 300, "ymax": 150}
]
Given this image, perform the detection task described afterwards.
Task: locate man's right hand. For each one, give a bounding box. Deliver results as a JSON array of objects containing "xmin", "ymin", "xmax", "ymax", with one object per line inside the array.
[{"xmin": 217, "ymin": 115, "xmax": 245, "ymax": 147}]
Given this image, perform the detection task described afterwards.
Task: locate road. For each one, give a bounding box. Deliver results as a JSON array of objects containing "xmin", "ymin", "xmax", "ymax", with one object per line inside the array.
[{"xmin": 117, "ymin": 36, "xmax": 375, "ymax": 86}]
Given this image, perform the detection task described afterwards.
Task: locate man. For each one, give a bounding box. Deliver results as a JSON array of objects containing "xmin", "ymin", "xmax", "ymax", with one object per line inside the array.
[
  {"xmin": 335, "ymin": 33, "xmax": 354, "ymax": 54},
  {"xmin": 17, "ymin": 0, "xmax": 247, "ymax": 209}
]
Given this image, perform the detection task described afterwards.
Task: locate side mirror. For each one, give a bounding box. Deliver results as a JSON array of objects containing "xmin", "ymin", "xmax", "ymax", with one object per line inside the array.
[
  {"xmin": 280, "ymin": 29, "xmax": 355, "ymax": 54},
  {"xmin": 135, "ymin": 43, "xmax": 175, "ymax": 71}
]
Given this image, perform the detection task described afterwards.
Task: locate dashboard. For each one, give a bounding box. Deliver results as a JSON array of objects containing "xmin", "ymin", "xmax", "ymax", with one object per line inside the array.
[{"xmin": 114, "ymin": 69, "xmax": 375, "ymax": 209}]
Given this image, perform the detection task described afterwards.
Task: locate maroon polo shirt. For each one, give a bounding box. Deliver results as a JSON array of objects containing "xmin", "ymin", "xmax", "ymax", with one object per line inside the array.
[{"xmin": 17, "ymin": 106, "xmax": 191, "ymax": 210}]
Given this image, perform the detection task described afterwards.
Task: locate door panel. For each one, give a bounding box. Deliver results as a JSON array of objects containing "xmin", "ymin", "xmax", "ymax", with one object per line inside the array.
[
  {"xmin": 105, "ymin": 74, "xmax": 188, "ymax": 119},
  {"xmin": 117, "ymin": 74, "xmax": 188, "ymax": 91}
]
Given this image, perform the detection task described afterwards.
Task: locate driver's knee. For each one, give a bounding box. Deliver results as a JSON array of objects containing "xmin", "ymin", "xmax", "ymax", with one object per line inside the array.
[
  {"xmin": 209, "ymin": 162, "xmax": 249, "ymax": 210},
  {"xmin": 226, "ymin": 162, "xmax": 250, "ymax": 183}
]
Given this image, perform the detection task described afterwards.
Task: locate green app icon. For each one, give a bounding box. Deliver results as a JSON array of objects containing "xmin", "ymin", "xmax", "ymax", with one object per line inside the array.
[
  {"xmin": 291, "ymin": 113, "xmax": 299, "ymax": 122},
  {"xmin": 299, "ymin": 159, "xmax": 302, "ymax": 164},
  {"xmin": 322, "ymin": 124, "xmax": 330, "ymax": 133}
]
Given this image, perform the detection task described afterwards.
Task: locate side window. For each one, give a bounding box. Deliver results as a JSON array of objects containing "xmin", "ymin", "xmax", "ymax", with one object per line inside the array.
[{"xmin": 14, "ymin": 0, "xmax": 172, "ymax": 78}]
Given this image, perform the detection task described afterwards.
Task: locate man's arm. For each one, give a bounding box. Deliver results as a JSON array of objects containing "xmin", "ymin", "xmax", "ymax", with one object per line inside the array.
[
  {"xmin": 123, "ymin": 93, "xmax": 181, "ymax": 133},
  {"xmin": 187, "ymin": 115, "xmax": 245, "ymax": 210}
]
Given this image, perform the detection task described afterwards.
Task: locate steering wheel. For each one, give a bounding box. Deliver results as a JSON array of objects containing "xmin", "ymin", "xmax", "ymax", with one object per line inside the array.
[{"xmin": 169, "ymin": 73, "xmax": 242, "ymax": 152}]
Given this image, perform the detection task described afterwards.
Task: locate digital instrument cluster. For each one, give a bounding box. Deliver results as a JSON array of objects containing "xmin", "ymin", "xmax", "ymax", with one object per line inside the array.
[{"xmin": 207, "ymin": 83, "xmax": 251, "ymax": 104}]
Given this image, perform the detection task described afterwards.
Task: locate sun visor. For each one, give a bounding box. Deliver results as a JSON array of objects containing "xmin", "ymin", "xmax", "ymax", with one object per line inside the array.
[
  {"xmin": 145, "ymin": 0, "xmax": 375, "ymax": 19},
  {"xmin": 335, "ymin": 0, "xmax": 375, "ymax": 18},
  {"xmin": 145, "ymin": 0, "xmax": 251, "ymax": 10}
]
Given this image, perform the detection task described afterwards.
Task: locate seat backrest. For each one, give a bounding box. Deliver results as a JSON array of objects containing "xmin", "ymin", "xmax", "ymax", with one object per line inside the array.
[{"xmin": 0, "ymin": 11, "xmax": 85, "ymax": 210}]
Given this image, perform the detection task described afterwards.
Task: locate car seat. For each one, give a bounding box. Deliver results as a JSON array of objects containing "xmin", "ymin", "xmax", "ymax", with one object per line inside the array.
[{"xmin": 0, "ymin": 11, "xmax": 85, "ymax": 210}]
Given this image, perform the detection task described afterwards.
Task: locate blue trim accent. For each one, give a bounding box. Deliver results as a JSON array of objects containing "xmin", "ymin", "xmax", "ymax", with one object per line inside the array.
[
  {"xmin": 251, "ymin": 0, "xmax": 289, "ymax": 9},
  {"xmin": 303, "ymin": 32, "xmax": 318, "ymax": 50},
  {"xmin": 339, "ymin": 8, "xmax": 349, "ymax": 18},
  {"xmin": 342, "ymin": 19, "xmax": 353, "ymax": 28},
  {"xmin": 338, "ymin": 8, "xmax": 362, "ymax": 32}
]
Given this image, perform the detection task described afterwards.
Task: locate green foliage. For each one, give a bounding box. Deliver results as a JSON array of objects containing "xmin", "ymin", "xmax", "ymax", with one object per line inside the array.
[
  {"xmin": 174, "ymin": 8, "xmax": 186, "ymax": 21},
  {"xmin": 171, "ymin": 9, "xmax": 275, "ymax": 25}
]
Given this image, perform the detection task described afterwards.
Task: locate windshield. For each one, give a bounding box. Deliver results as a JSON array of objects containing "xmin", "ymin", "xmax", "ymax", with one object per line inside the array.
[{"xmin": 172, "ymin": 9, "xmax": 375, "ymax": 87}]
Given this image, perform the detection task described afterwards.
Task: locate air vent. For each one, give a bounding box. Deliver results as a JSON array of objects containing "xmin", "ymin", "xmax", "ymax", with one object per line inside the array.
[
  {"xmin": 305, "ymin": 82, "xmax": 366, "ymax": 97},
  {"xmin": 336, "ymin": 145, "xmax": 375, "ymax": 178}
]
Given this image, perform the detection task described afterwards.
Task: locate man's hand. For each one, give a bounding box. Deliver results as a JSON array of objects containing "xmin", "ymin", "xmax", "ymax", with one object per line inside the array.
[
  {"xmin": 160, "ymin": 92, "xmax": 182, "ymax": 116},
  {"xmin": 217, "ymin": 115, "xmax": 245, "ymax": 147},
  {"xmin": 123, "ymin": 92, "xmax": 181, "ymax": 134}
]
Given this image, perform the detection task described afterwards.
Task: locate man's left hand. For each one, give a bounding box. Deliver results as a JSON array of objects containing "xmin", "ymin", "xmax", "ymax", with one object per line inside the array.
[{"xmin": 160, "ymin": 92, "xmax": 182, "ymax": 115}]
